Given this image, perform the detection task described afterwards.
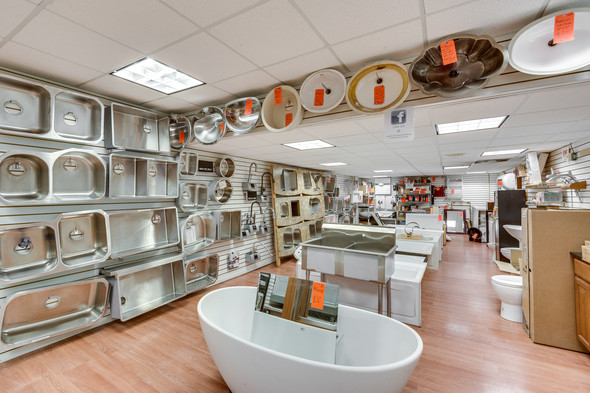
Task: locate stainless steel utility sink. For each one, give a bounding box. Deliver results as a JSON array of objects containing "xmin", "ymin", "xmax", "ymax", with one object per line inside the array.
[
  {"xmin": 0, "ymin": 278, "xmax": 109, "ymax": 348},
  {"xmin": 0, "ymin": 153, "xmax": 50, "ymax": 202},
  {"xmin": 180, "ymin": 212, "xmax": 216, "ymax": 255},
  {"xmin": 212, "ymin": 210, "xmax": 241, "ymax": 240},
  {"xmin": 185, "ymin": 253, "xmax": 219, "ymax": 293},
  {"xmin": 52, "ymin": 150, "xmax": 106, "ymax": 200},
  {"xmin": 179, "ymin": 151, "xmax": 198, "ymax": 176},
  {"xmin": 53, "ymin": 91, "xmax": 103, "ymax": 141},
  {"xmin": 109, "ymin": 153, "xmax": 178, "ymax": 199},
  {"xmin": 0, "ymin": 74, "xmax": 51, "ymax": 134},
  {"xmin": 0, "ymin": 224, "xmax": 58, "ymax": 282},
  {"xmin": 107, "ymin": 103, "xmax": 170, "ymax": 153},
  {"xmin": 109, "ymin": 207, "xmax": 179, "ymax": 258},
  {"xmin": 57, "ymin": 210, "xmax": 110, "ymax": 267}
]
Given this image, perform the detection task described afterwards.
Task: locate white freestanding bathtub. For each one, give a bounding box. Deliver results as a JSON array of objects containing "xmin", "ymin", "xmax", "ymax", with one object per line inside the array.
[{"xmin": 197, "ymin": 286, "xmax": 423, "ymax": 393}]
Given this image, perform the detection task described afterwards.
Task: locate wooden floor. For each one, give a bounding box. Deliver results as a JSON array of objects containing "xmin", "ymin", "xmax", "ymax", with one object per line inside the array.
[{"xmin": 1, "ymin": 236, "xmax": 590, "ymax": 392}]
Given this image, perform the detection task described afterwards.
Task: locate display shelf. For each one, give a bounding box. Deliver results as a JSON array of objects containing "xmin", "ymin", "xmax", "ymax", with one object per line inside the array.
[{"xmin": 525, "ymin": 181, "xmax": 586, "ymax": 190}]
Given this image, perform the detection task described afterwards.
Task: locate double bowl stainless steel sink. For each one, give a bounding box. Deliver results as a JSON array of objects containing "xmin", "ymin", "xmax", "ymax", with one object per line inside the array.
[
  {"xmin": 0, "ymin": 210, "xmax": 111, "ymax": 284},
  {"xmin": 0, "ymin": 149, "xmax": 106, "ymax": 204},
  {"xmin": 177, "ymin": 182, "xmax": 208, "ymax": 212},
  {"xmin": 0, "ymin": 71, "xmax": 104, "ymax": 144},
  {"xmin": 109, "ymin": 153, "xmax": 178, "ymax": 199}
]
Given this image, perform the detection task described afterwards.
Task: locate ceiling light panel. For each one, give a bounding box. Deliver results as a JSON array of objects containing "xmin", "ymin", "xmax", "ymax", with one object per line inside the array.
[
  {"xmin": 319, "ymin": 162, "xmax": 348, "ymax": 166},
  {"xmin": 481, "ymin": 148, "xmax": 526, "ymax": 156},
  {"xmin": 283, "ymin": 140, "xmax": 334, "ymax": 150},
  {"xmin": 373, "ymin": 169, "xmax": 393, "ymax": 173},
  {"xmin": 444, "ymin": 166, "xmax": 470, "ymax": 169},
  {"xmin": 436, "ymin": 116, "xmax": 508, "ymax": 135},
  {"xmin": 112, "ymin": 57, "xmax": 204, "ymax": 94}
]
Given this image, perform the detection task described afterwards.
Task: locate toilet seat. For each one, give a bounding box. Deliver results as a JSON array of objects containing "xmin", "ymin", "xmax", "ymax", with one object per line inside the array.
[{"xmin": 491, "ymin": 275, "xmax": 522, "ymax": 288}]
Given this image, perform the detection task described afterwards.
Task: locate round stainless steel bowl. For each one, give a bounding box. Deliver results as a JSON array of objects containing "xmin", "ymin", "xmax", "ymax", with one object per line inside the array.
[
  {"xmin": 213, "ymin": 157, "xmax": 235, "ymax": 177},
  {"xmin": 192, "ymin": 107, "xmax": 226, "ymax": 145},
  {"xmin": 169, "ymin": 114, "xmax": 191, "ymax": 149},
  {"xmin": 224, "ymin": 97, "xmax": 261, "ymax": 134}
]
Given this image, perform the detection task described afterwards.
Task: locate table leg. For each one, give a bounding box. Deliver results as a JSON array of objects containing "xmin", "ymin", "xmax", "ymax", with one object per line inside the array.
[
  {"xmin": 378, "ymin": 283, "xmax": 383, "ymax": 314},
  {"xmin": 386, "ymin": 278, "xmax": 391, "ymax": 317}
]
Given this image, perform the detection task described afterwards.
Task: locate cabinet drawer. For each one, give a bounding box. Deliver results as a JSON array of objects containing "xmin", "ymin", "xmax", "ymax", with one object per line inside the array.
[{"xmin": 574, "ymin": 258, "xmax": 590, "ymax": 282}]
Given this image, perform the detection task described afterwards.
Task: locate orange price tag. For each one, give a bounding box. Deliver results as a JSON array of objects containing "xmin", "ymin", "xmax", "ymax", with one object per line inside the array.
[
  {"xmin": 178, "ymin": 130, "xmax": 185, "ymax": 144},
  {"xmin": 314, "ymin": 89, "xmax": 324, "ymax": 106},
  {"xmin": 440, "ymin": 39, "xmax": 458, "ymax": 65},
  {"xmin": 451, "ymin": 189, "xmax": 455, "ymax": 194},
  {"xmin": 374, "ymin": 85, "xmax": 385, "ymax": 105},
  {"xmin": 285, "ymin": 113, "xmax": 293, "ymax": 126},
  {"xmin": 438, "ymin": 214, "xmax": 443, "ymax": 221},
  {"xmin": 311, "ymin": 282, "xmax": 325, "ymax": 310},
  {"xmin": 420, "ymin": 189, "xmax": 426, "ymax": 194},
  {"xmin": 459, "ymin": 212, "xmax": 463, "ymax": 217},
  {"xmin": 497, "ymin": 180, "xmax": 503, "ymax": 186},
  {"xmin": 220, "ymin": 122, "xmax": 224, "ymax": 133},
  {"xmin": 328, "ymin": 177, "xmax": 331, "ymax": 183},
  {"xmin": 554, "ymin": 12, "xmax": 575, "ymax": 44},
  {"xmin": 244, "ymin": 98, "xmax": 253, "ymax": 115},
  {"xmin": 274, "ymin": 87, "xmax": 282, "ymax": 105},
  {"xmin": 472, "ymin": 233, "xmax": 478, "ymax": 240},
  {"xmin": 329, "ymin": 197, "xmax": 331, "ymax": 203},
  {"xmin": 432, "ymin": 177, "xmax": 436, "ymax": 181}
]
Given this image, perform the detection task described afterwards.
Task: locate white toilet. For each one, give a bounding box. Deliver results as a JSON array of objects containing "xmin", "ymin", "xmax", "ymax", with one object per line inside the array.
[{"xmin": 491, "ymin": 275, "xmax": 523, "ymax": 323}]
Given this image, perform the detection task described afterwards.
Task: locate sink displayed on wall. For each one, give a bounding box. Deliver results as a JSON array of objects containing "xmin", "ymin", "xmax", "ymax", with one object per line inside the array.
[
  {"xmin": 212, "ymin": 211, "xmax": 241, "ymax": 240},
  {"xmin": 179, "ymin": 151, "xmax": 198, "ymax": 176},
  {"xmin": 179, "ymin": 211, "xmax": 216, "ymax": 255},
  {"xmin": 57, "ymin": 210, "xmax": 110, "ymax": 267},
  {"xmin": 107, "ymin": 103, "xmax": 170, "ymax": 153},
  {"xmin": 109, "ymin": 153, "xmax": 178, "ymax": 199},
  {"xmin": 53, "ymin": 91, "xmax": 103, "ymax": 142},
  {"xmin": 185, "ymin": 253, "xmax": 219, "ymax": 293},
  {"xmin": 0, "ymin": 153, "xmax": 50, "ymax": 203},
  {"xmin": 0, "ymin": 278, "xmax": 109, "ymax": 349},
  {"xmin": 52, "ymin": 150, "xmax": 106, "ymax": 201},
  {"xmin": 177, "ymin": 182, "xmax": 208, "ymax": 212}
]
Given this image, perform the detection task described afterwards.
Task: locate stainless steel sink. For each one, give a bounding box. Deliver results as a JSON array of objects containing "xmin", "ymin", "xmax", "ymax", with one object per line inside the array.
[
  {"xmin": 179, "ymin": 151, "xmax": 198, "ymax": 176},
  {"xmin": 102, "ymin": 255, "xmax": 186, "ymax": 321},
  {"xmin": 0, "ymin": 278, "xmax": 109, "ymax": 349},
  {"xmin": 212, "ymin": 210, "xmax": 241, "ymax": 240},
  {"xmin": 177, "ymin": 182, "xmax": 208, "ymax": 212},
  {"xmin": 53, "ymin": 92, "xmax": 103, "ymax": 141},
  {"xmin": 0, "ymin": 153, "xmax": 50, "ymax": 202},
  {"xmin": 52, "ymin": 149, "xmax": 106, "ymax": 200},
  {"xmin": 0, "ymin": 224, "xmax": 58, "ymax": 282},
  {"xmin": 107, "ymin": 103, "xmax": 170, "ymax": 153},
  {"xmin": 185, "ymin": 253, "xmax": 219, "ymax": 293},
  {"xmin": 301, "ymin": 170, "xmax": 323, "ymax": 195},
  {"xmin": 274, "ymin": 196, "xmax": 303, "ymax": 226},
  {"xmin": 180, "ymin": 212, "xmax": 216, "ymax": 255},
  {"xmin": 109, "ymin": 207, "xmax": 179, "ymax": 258},
  {"xmin": 57, "ymin": 210, "xmax": 110, "ymax": 267},
  {"xmin": 109, "ymin": 153, "xmax": 178, "ymax": 199},
  {"xmin": 303, "ymin": 196, "xmax": 324, "ymax": 220},
  {"xmin": 0, "ymin": 74, "xmax": 51, "ymax": 134}
]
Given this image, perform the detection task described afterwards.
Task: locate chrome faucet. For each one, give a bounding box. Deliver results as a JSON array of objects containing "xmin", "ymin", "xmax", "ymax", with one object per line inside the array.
[
  {"xmin": 545, "ymin": 169, "xmax": 582, "ymax": 203},
  {"xmin": 404, "ymin": 221, "xmax": 420, "ymax": 237},
  {"xmin": 249, "ymin": 201, "xmax": 263, "ymax": 225}
]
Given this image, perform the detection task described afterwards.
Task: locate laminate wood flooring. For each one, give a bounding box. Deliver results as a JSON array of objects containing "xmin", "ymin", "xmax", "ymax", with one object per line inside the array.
[{"xmin": 1, "ymin": 236, "xmax": 589, "ymax": 392}]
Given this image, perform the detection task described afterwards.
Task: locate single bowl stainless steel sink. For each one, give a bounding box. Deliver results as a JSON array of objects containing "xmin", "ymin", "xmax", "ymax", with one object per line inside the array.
[
  {"xmin": 57, "ymin": 210, "xmax": 110, "ymax": 267},
  {"xmin": 107, "ymin": 103, "xmax": 170, "ymax": 153},
  {"xmin": 53, "ymin": 91, "xmax": 103, "ymax": 141},
  {"xmin": 0, "ymin": 278, "xmax": 109, "ymax": 348},
  {"xmin": 0, "ymin": 153, "xmax": 50, "ymax": 202},
  {"xmin": 52, "ymin": 149, "xmax": 106, "ymax": 201},
  {"xmin": 179, "ymin": 151, "xmax": 198, "ymax": 176},
  {"xmin": 0, "ymin": 224, "xmax": 58, "ymax": 282},
  {"xmin": 180, "ymin": 212, "xmax": 216, "ymax": 255},
  {"xmin": 0, "ymin": 74, "xmax": 51, "ymax": 134},
  {"xmin": 185, "ymin": 253, "xmax": 219, "ymax": 293}
]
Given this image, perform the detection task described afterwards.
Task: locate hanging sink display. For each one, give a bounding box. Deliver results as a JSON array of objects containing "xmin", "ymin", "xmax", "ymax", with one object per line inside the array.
[
  {"xmin": 192, "ymin": 107, "xmax": 226, "ymax": 145},
  {"xmin": 169, "ymin": 113, "xmax": 192, "ymax": 150},
  {"xmin": 224, "ymin": 97, "xmax": 261, "ymax": 134},
  {"xmin": 261, "ymin": 85, "xmax": 303, "ymax": 132},
  {"xmin": 300, "ymin": 69, "xmax": 346, "ymax": 113},
  {"xmin": 346, "ymin": 61, "xmax": 410, "ymax": 114},
  {"xmin": 409, "ymin": 34, "xmax": 508, "ymax": 97},
  {"xmin": 509, "ymin": 8, "xmax": 590, "ymax": 75}
]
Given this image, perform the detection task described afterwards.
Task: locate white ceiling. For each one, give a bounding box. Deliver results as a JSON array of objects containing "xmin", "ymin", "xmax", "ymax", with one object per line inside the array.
[{"xmin": 1, "ymin": 0, "xmax": 589, "ymax": 177}]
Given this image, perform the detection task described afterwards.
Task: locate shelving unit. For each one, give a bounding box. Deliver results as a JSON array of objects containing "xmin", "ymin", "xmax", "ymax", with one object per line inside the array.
[
  {"xmin": 525, "ymin": 181, "xmax": 586, "ymax": 208},
  {"xmin": 393, "ymin": 179, "xmax": 432, "ymax": 225}
]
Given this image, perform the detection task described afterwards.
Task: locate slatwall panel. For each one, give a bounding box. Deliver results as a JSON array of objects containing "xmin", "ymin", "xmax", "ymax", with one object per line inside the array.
[
  {"xmin": 542, "ymin": 137, "xmax": 590, "ymax": 209},
  {"xmin": 335, "ymin": 174, "xmax": 356, "ymax": 197},
  {"xmin": 463, "ymin": 174, "xmax": 500, "ymax": 210}
]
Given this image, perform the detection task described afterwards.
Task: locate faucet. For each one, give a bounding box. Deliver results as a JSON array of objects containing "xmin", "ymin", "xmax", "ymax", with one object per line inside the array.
[
  {"xmin": 247, "ymin": 162, "xmax": 257, "ymax": 186},
  {"xmin": 404, "ymin": 221, "xmax": 420, "ymax": 237},
  {"xmin": 545, "ymin": 169, "xmax": 582, "ymax": 203},
  {"xmin": 260, "ymin": 171, "xmax": 272, "ymax": 195},
  {"xmin": 249, "ymin": 201, "xmax": 263, "ymax": 225}
]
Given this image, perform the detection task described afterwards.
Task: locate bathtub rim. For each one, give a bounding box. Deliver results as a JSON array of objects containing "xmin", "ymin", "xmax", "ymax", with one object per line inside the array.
[{"xmin": 197, "ymin": 285, "xmax": 423, "ymax": 372}]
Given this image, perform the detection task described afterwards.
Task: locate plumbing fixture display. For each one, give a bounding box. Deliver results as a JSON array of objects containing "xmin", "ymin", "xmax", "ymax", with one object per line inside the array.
[
  {"xmin": 276, "ymin": 222, "xmax": 308, "ymax": 258},
  {"xmin": 179, "ymin": 212, "xmax": 216, "ymax": 255},
  {"xmin": 346, "ymin": 60, "xmax": 410, "ymax": 114},
  {"xmin": 102, "ymin": 254, "xmax": 186, "ymax": 322},
  {"xmin": 410, "ymin": 34, "xmax": 508, "ymax": 97},
  {"xmin": 192, "ymin": 106, "xmax": 226, "ymax": 145},
  {"xmin": 0, "ymin": 71, "xmax": 105, "ymax": 144},
  {"xmin": 185, "ymin": 253, "xmax": 219, "ymax": 293},
  {"xmin": 271, "ymin": 165, "xmax": 301, "ymax": 196},
  {"xmin": 299, "ymin": 69, "xmax": 346, "ymax": 113},
  {"xmin": 258, "ymin": 171, "xmax": 272, "ymax": 202},
  {"xmin": 245, "ymin": 201, "xmax": 264, "ymax": 235},
  {"xmin": 212, "ymin": 211, "xmax": 242, "ymax": 240},
  {"xmin": 109, "ymin": 153, "xmax": 178, "ymax": 199},
  {"xmin": 274, "ymin": 196, "xmax": 304, "ymax": 227},
  {"xmin": 213, "ymin": 157, "xmax": 235, "ymax": 177},
  {"xmin": 301, "ymin": 170, "xmax": 324, "ymax": 195},
  {"xmin": 107, "ymin": 103, "xmax": 171, "ymax": 153},
  {"xmin": 224, "ymin": 97, "xmax": 261, "ymax": 134},
  {"xmin": 0, "ymin": 149, "xmax": 106, "ymax": 205},
  {"xmin": 242, "ymin": 162, "xmax": 259, "ymax": 201},
  {"xmin": 177, "ymin": 182, "xmax": 208, "ymax": 212},
  {"xmin": 0, "ymin": 278, "xmax": 109, "ymax": 350},
  {"xmin": 169, "ymin": 113, "xmax": 192, "ymax": 150},
  {"xmin": 208, "ymin": 178, "xmax": 233, "ymax": 204},
  {"xmin": 57, "ymin": 210, "xmax": 110, "ymax": 267},
  {"xmin": 179, "ymin": 151, "xmax": 198, "ymax": 176},
  {"xmin": 261, "ymin": 85, "xmax": 303, "ymax": 132}
]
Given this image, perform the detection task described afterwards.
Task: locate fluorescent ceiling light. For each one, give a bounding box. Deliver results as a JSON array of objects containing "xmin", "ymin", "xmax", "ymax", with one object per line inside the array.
[
  {"xmin": 112, "ymin": 57, "xmax": 204, "ymax": 94},
  {"xmin": 373, "ymin": 169, "xmax": 393, "ymax": 173},
  {"xmin": 373, "ymin": 175, "xmax": 389, "ymax": 178},
  {"xmin": 467, "ymin": 171, "xmax": 487, "ymax": 174},
  {"xmin": 319, "ymin": 162, "xmax": 348, "ymax": 166},
  {"xmin": 481, "ymin": 148, "xmax": 526, "ymax": 156},
  {"xmin": 283, "ymin": 140, "xmax": 334, "ymax": 150},
  {"xmin": 444, "ymin": 166, "xmax": 469, "ymax": 170},
  {"xmin": 436, "ymin": 116, "xmax": 508, "ymax": 135}
]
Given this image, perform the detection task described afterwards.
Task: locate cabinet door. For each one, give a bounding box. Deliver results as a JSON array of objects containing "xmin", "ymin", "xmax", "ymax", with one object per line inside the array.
[{"xmin": 574, "ymin": 276, "xmax": 590, "ymax": 351}]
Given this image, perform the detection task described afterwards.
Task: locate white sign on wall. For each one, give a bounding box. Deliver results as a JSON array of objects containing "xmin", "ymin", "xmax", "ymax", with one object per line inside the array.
[{"xmin": 384, "ymin": 106, "xmax": 414, "ymax": 142}]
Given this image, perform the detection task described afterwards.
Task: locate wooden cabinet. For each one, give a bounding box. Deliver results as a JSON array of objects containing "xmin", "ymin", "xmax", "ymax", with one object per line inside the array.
[{"xmin": 574, "ymin": 257, "xmax": 590, "ymax": 351}]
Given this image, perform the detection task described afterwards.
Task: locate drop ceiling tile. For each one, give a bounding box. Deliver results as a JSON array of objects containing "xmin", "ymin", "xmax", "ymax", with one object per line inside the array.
[
  {"xmin": 545, "ymin": 131, "xmax": 590, "ymax": 143},
  {"xmin": 213, "ymin": 70, "xmax": 280, "ymax": 96},
  {"xmin": 0, "ymin": 0, "xmax": 35, "ymax": 36},
  {"xmin": 27, "ymin": 0, "xmax": 43, "ymax": 4},
  {"xmin": 430, "ymin": 95, "xmax": 526, "ymax": 124},
  {"xmin": 426, "ymin": 0, "xmax": 546, "ymax": 42},
  {"xmin": 209, "ymin": 0, "xmax": 324, "ymax": 67},
  {"xmin": 516, "ymin": 84, "xmax": 590, "ymax": 113},
  {"xmin": 299, "ymin": 119, "xmax": 368, "ymax": 139},
  {"xmin": 323, "ymin": 134, "xmax": 382, "ymax": 147},
  {"xmin": 354, "ymin": 115, "xmax": 386, "ymax": 133},
  {"xmin": 414, "ymin": 109, "xmax": 433, "ymax": 127},
  {"xmin": 504, "ymin": 106, "xmax": 590, "ymax": 127},
  {"xmin": 544, "ymin": 0, "xmax": 590, "ymax": 15},
  {"xmin": 295, "ymin": 0, "xmax": 421, "ymax": 44},
  {"xmin": 13, "ymin": 10, "xmax": 142, "ymax": 73},
  {"xmin": 264, "ymin": 49, "xmax": 346, "ymax": 85},
  {"xmin": 153, "ymin": 32, "xmax": 257, "ymax": 83},
  {"xmin": 255, "ymin": 130, "xmax": 325, "ymax": 144},
  {"xmin": 332, "ymin": 19, "xmax": 424, "ymax": 70},
  {"xmin": 80, "ymin": 74, "xmax": 165, "ymax": 104},
  {"xmin": 213, "ymin": 135, "xmax": 275, "ymax": 149},
  {"xmin": 142, "ymin": 96, "xmax": 200, "ymax": 112},
  {"xmin": 489, "ymin": 134, "xmax": 549, "ymax": 147},
  {"xmin": 424, "ymin": 0, "xmax": 476, "ymax": 14},
  {"xmin": 564, "ymin": 119, "xmax": 590, "ymax": 132},
  {"xmin": 437, "ymin": 130, "xmax": 496, "ymax": 146},
  {"xmin": 341, "ymin": 143, "xmax": 387, "ymax": 153},
  {"xmin": 0, "ymin": 42, "xmax": 102, "ymax": 86},
  {"xmin": 161, "ymin": 0, "xmax": 260, "ymax": 27},
  {"xmin": 355, "ymin": 150, "xmax": 396, "ymax": 159},
  {"xmin": 496, "ymin": 122, "xmax": 576, "ymax": 139},
  {"xmin": 173, "ymin": 84, "xmax": 237, "ymax": 107},
  {"xmin": 47, "ymin": 0, "xmax": 197, "ymax": 53}
]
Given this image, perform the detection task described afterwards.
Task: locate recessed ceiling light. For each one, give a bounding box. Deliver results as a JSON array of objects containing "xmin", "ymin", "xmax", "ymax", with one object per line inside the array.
[
  {"xmin": 283, "ymin": 140, "xmax": 334, "ymax": 150},
  {"xmin": 436, "ymin": 116, "xmax": 508, "ymax": 135},
  {"xmin": 443, "ymin": 166, "xmax": 470, "ymax": 170},
  {"xmin": 373, "ymin": 169, "xmax": 393, "ymax": 173},
  {"xmin": 481, "ymin": 148, "xmax": 526, "ymax": 156},
  {"xmin": 319, "ymin": 162, "xmax": 348, "ymax": 166},
  {"xmin": 373, "ymin": 175, "xmax": 389, "ymax": 178},
  {"xmin": 467, "ymin": 171, "xmax": 487, "ymax": 174},
  {"xmin": 112, "ymin": 57, "xmax": 204, "ymax": 94}
]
